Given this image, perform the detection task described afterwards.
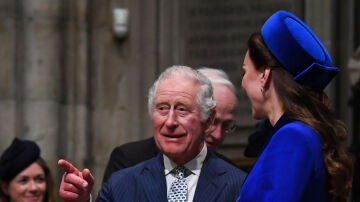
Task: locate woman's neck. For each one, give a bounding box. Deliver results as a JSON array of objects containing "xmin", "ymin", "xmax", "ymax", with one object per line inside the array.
[{"xmin": 266, "ymin": 86, "xmax": 284, "ymax": 126}]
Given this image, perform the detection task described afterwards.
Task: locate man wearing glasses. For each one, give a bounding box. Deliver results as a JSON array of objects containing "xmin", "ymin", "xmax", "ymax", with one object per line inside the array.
[{"xmin": 102, "ymin": 67, "xmax": 240, "ymax": 183}]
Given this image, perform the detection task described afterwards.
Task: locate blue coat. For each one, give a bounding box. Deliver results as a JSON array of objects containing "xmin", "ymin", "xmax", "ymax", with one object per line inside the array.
[
  {"xmin": 98, "ymin": 151, "xmax": 247, "ymax": 202},
  {"xmin": 237, "ymin": 115, "xmax": 332, "ymax": 202}
]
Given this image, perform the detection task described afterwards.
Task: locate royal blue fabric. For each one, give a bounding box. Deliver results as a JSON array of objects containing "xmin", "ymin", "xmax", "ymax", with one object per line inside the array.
[
  {"xmin": 236, "ymin": 115, "xmax": 332, "ymax": 202},
  {"xmin": 261, "ymin": 10, "xmax": 339, "ymax": 91}
]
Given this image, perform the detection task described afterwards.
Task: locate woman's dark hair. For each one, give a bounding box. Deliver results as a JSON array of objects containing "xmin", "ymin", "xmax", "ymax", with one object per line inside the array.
[
  {"xmin": 0, "ymin": 158, "xmax": 55, "ymax": 202},
  {"xmin": 247, "ymin": 32, "xmax": 354, "ymax": 202},
  {"xmin": 37, "ymin": 158, "xmax": 56, "ymax": 202}
]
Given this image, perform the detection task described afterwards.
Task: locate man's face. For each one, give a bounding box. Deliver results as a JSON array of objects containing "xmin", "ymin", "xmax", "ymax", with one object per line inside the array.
[
  {"xmin": 152, "ymin": 76, "xmax": 208, "ymax": 165},
  {"xmin": 205, "ymin": 84, "xmax": 236, "ymax": 151}
]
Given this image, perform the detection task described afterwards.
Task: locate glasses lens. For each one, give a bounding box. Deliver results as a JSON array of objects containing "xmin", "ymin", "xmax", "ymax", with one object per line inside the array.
[{"xmin": 223, "ymin": 121, "xmax": 237, "ymax": 134}]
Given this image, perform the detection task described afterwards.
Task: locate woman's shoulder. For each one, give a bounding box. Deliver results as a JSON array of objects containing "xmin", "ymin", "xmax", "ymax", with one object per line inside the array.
[
  {"xmin": 278, "ymin": 121, "xmax": 317, "ymax": 137},
  {"xmin": 272, "ymin": 121, "xmax": 322, "ymax": 149}
]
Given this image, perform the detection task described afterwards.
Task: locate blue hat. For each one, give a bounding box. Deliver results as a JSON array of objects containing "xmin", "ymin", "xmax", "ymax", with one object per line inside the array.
[
  {"xmin": 261, "ymin": 10, "xmax": 339, "ymax": 91},
  {"xmin": 0, "ymin": 138, "xmax": 41, "ymax": 181}
]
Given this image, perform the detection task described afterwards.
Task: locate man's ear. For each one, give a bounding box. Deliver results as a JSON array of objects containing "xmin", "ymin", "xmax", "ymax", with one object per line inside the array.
[{"xmin": 204, "ymin": 109, "xmax": 216, "ymax": 134}]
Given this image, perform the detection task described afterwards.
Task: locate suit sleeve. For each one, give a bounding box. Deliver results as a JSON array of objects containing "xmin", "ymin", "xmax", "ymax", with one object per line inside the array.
[{"xmin": 96, "ymin": 182, "xmax": 114, "ymax": 202}]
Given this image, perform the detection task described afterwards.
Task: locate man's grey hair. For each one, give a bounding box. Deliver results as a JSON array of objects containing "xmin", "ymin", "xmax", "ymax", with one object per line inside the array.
[
  {"xmin": 197, "ymin": 67, "xmax": 235, "ymax": 92},
  {"xmin": 148, "ymin": 65, "xmax": 216, "ymax": 121},
  {"xmin": 198, "ymin": 67, "xmax": 238, "ymax": 109}
]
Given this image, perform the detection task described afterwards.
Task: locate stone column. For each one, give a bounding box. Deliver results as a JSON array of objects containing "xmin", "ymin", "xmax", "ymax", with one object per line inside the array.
[
  {"xmin": 59, "ymin": 0, "xmax": 89, "ymax": 168},
  {"xmin": 0, "ymin": 1, "xmax": 17, "ymax": 151},
  {"xmin": 21, "ymin": 0, "xmax": 62, "ymax": 173}
]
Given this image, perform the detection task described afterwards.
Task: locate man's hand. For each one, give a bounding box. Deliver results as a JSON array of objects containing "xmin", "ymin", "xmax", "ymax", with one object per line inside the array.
[{"xmin": 58, "ymin": 159, "xmax": 95, "ymax": 202}]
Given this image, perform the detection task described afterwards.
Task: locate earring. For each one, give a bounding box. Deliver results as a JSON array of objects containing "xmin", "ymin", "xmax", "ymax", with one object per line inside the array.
[{"xmin": 261, "ymin": 87, "xmax": 265, "ymax": 93}]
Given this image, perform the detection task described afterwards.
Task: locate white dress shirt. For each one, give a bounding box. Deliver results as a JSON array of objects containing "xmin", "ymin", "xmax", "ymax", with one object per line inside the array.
[{"xmin": 163, "ymin": 144, "xmax": 207, "ymax": 202}]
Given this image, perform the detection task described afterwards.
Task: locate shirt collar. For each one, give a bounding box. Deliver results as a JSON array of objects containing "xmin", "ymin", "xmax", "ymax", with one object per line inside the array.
[{"xmin": 164, "ymin": 144, "xmax": 207, "ymax": 176}]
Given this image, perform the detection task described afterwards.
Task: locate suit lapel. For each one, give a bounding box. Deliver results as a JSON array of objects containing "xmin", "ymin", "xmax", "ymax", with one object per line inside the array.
[
  {"xmin": 193, "ymin": 152, "xmax": 227, "ymax": 201},
  {"xmin": 136, "ymin": 152, "xmax": 229, "ymax": 201},
  {"xmin": 139, "ymin": 154, "xmax": 168, "ymax": 202}
]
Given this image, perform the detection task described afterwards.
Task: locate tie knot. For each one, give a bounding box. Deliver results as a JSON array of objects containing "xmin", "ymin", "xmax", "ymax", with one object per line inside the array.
[
  {"xmin": 168, "ymin": 166, "xmax": 188, "ymax": 202},
  {"xmin": 173, "ymin": 166, "xmax": 188, "ymax": 179}
]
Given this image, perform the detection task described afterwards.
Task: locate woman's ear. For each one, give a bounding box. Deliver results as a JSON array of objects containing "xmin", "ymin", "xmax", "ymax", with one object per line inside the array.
[
  {"xmin": 0, "ymin": 181, "xmax": 9, "ymax": 195},
  {"xmin": 261, "ymin": 66, "xmax": 272, "ymax": 87}
]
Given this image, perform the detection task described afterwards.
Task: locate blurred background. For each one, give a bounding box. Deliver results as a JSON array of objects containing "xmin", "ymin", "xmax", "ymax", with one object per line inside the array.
[{"xmin": 0, "ymin": 0, "xmax": 359, "ymax": 200}]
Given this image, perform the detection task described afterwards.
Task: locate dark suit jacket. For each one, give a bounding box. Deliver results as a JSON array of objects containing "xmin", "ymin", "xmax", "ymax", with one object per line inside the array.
[
  {"xmin": 97, "ymin": 152, "xmax": 247, "ymax": 202},
  {"xmin": 102, "ymin": 137, "xmax": 158, "ymax": 183},
  {"xmin": 102, "ymin": 137, "xmax": 244, "ymax": 183}
]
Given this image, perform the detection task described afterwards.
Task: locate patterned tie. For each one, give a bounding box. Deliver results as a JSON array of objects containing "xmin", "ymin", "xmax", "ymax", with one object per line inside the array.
[{"xmin": 168, "ymin": 166, "xmax": 188, "ymax": 202}]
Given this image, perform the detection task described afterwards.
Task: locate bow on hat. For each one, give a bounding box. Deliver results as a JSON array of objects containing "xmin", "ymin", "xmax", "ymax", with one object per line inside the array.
[{"xmin": 261, "ymin": 10, "xmax": 339, "ymax": 91}]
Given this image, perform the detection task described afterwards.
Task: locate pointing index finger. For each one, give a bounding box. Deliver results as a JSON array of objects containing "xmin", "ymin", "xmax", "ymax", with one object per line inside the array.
[{"xmin": 58, "ymin": 159, "xmax": 80, "ymax": 175}]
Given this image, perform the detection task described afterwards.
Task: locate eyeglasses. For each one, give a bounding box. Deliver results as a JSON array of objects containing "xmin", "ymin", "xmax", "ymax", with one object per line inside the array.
[{"xmin": 213, "ymin": 119, "xmax": 237, "ymax": 134}]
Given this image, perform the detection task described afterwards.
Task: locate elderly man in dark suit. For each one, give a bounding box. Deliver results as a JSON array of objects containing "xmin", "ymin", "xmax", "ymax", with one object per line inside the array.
[
  {"xmin": 58, "ymin": 65, "xmax": 247, "ymax": 202},
  {"xmin": 102, "ymin": 67, "xmax": 241, "ymax": 183}
]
